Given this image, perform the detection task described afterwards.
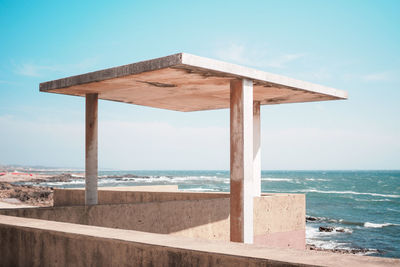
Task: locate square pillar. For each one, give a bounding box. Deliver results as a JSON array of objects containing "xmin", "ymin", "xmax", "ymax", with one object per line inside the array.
[
  {"xmin": 230, "ymin": 78, "xmax": 254, "ymax": 244},
  {"xmin": 85, "ymin": 93, "xmax": 98, "ymax": 205},
  {"xmin": 253, "ymin": 101, "xmax": 261, "ymax": 197}
]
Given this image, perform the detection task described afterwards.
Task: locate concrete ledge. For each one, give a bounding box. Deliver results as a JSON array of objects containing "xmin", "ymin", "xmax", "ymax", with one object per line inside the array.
[
  {"xmin": 53, "ymin": 186, "xmax": 227, "ymax": 206},
  {"xmin": 1, "ymin": 215, "xmax": 398, "ymax": 267}
]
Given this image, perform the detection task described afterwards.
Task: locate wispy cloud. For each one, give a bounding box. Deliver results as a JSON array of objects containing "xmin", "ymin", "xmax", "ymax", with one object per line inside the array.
[
  {"xmin": 362, "ymin": 70, "xmax": 399, "ymax": 82},
  {"xmin": 13, "ymin": 58, "xmax": 99, "ymax": 77},
  {"xmin": 0, "ymin": 80, "xmax": 17, "ymax": 85},
  {"xmin": 266, "ymin": 53, "xmax": 305, "ymax": 68},
  {"xmin": 214, "ymin": 42, "xmax": 305, "ymax": 69},
  {"xmin": 15, "ymin": 63, "xmax": 56, "ymax": 77}
]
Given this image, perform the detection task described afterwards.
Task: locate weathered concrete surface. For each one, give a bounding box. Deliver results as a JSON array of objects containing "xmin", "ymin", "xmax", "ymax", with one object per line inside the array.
[
  {"xmin": 93, "ymin": 185, "xmax": 179, "ymax": 191},
  {"xmin": 254, "ymin": 194, "xmax": 305, "ymax": 249},
  {"xmin": 230, "ymin": 78, "xmax": 254, "ymax": 243},
  {"xmin": 254, "ymin": 194, "xmax": 305, "ymax": 234},
  {"xmin": 1, "ymin": 193, "xmax": 305, "ymax": 249},
  {"xmin": 85, "ymin": 93, "xmax": 98, "ymax": 205},
  {"xmin": 253, "ymin": 101, "xmax": 261, "ymax": 197},
  {"xmin": 53, "ymin": 186, "xmax": 224, "ymax": 206},
  {"xmin": 1, "ymin": 198, "xmax": 231, "ymax": 240},
  {"xmin": 39, "ymin": 53, "xmax": 347, "ymax": 112},
  {"xmin": 0, "ymin": 201, "xmax": 34, "ymax": 209},
  {"xmin": 1, "ymin": 215, "xmax": 398, "ymax": 267}
]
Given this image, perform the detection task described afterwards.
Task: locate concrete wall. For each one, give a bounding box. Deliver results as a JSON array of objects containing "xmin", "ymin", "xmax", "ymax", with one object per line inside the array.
[
  {"xmin": 53, "ymin": 186, "xmax": 228, "ymax": 206},
  {"xmin": 1, "ymin": 215, "xmax": 398, "ymax": 267},
  {"xmin": 0, "ymin": 192, "xmax": 305, "ymax": 249},
  {"xmin": 1, "ymin": 198, "xmax": 230, "ymax": 241},
  {"xmin": 254, "ymin": 194, "xmax": 305, "ymax": 249}
]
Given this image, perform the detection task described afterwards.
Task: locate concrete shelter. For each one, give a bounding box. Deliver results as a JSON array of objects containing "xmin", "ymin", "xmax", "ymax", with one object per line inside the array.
[{"xmin": 40, "ymin": 53, "xmax": 347, "ymax": 244}]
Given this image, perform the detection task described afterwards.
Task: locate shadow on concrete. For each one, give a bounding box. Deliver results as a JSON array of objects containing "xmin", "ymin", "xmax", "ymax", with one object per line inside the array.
[{"xmin": 0, "ymin": 197, "xmax": 231, "ymax": 238}]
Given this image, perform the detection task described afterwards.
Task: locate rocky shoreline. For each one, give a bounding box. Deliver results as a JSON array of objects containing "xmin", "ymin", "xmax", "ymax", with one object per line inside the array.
[
  {"xmin": 0, "ymin": 173, "xmax": 78, "ymax": 207},
  {"xmin": 0, "ymin": 182, "xmax": 53, "ymax": 206}
]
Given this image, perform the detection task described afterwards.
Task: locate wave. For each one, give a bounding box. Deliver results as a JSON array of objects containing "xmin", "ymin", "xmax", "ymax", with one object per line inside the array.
[
  {"xmin": 300, "ymin": 189, "xmax": 400, "ymax": 198},
  {"xmin": 354, "ymin": 198, "xmax": 392, "ymax": 202},
  {"xmin": 306, "ymin": 215, "xmax": 362, "ymax": 227},
  {"xmin": 305, "ymin": 178, "xmax": 331, "ymax": 181},
  {"xmin": 306, "ymin": 226, "xmax": 380, "ymax": 255},
  {"xmin": 307, "ymin": 215, "xmax": 400, "ymax": 229},
  {"xmin": 261, "ymin": 178, "xmax": 293, "ymax": 182},
  {"xmin": 71, "ymin": 174, "xmax": 84, "ymax": 178},
  {"xmin": 45, "ymin": 180, "xmax": 85, "ymax": 186},
  {"xmin": 180, "ymin": 188, "xmax": 220, "ymax": 192},
  {"xmin": 364, "ymin": 222, "xmax": 399, "ymax": 228}
]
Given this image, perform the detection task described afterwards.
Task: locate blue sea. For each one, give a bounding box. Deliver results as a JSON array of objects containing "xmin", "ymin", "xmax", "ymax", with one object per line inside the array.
[{"xmin": 23, "ymin": 170, "xmax": 400, "ymax": 258}]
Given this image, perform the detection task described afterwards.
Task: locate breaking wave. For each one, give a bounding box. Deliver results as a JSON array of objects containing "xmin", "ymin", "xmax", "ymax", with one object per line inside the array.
[
  {"xmin": 364, "ymin": 222, "xmax": 399, "ymax": 228},
  {"xmin": 300, "ymin": 189, "xmax": 400, "ymax": 198}
]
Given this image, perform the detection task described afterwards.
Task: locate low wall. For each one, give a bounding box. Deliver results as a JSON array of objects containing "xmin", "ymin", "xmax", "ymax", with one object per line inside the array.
[
  {"xmin": 1, "ymin": 198, "xmax": 230, "ymax": 241},
  {"xmin": 1, "ymin": 215, "xmax": 398, "ymax": 267},
  {"xmin": 0, "ymin": 192, "xmax": 305, "ymax": 249},
  {"xmin": 53, "ymin": 185, "xmax": 227, "ymax": 206}
]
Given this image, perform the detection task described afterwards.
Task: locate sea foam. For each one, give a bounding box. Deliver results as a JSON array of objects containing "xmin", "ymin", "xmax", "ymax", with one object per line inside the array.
[
  {"xmin": 300, "ymin": 189, "xmax": 400, "ymax": 198},
  {"xmin": 364, "ymin": 222, "xmax": 399, "ymax": 228},
  {"xmin": 261, "ymin": 178, "xmax": 293, "ymax": 182}
]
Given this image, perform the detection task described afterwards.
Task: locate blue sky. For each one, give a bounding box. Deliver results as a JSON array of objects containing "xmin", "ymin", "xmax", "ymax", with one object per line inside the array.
[{"xmin": 0, "ymin": 0, "xmax": 399, "ymax": 170}]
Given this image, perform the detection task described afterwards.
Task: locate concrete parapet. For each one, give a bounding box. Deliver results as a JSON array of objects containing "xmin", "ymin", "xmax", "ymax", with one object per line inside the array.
[
  {"xmin": 53, "ymin": 185, "xmax": 227, "ymax": 206},
  {"xmin": 0, "ymin": 215, "xmax": 397, "ymax": 267},
  {"xmin": 1, "ymin": 192, "xmax": 305, "ymax": 249}
]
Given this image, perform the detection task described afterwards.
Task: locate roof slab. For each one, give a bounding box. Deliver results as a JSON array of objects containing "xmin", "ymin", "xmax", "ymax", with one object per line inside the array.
[{"xmin": 40, "ymin": 53, "xmax": 347, "ymax": 112}]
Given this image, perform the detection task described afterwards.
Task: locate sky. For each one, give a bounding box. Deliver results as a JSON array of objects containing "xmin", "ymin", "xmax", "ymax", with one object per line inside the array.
[{"xmin": 0, "ymin": 0, "xmax": 399, "ymax": 170}]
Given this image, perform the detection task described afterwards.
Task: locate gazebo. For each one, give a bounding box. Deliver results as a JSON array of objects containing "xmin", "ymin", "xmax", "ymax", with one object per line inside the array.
[{"xmin": 40, "ymin": 53, "xmax": 347, "ymax": 244}]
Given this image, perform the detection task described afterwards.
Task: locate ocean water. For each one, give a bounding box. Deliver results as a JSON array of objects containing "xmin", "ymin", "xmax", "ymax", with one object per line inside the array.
[{"xmin": 23, "ymin": 170, "xmax": 400, "ymax": 258}]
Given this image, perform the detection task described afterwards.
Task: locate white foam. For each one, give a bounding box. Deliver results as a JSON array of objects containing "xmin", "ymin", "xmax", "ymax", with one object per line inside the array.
[
  {"xmin": 305, "ymin": 178, "xmax": 330, "ymax": 181},
  {"xmin": 306, "ymin": 226, "xmax": 353, "ymax": 250},
  {"xmin": 261, "ymin": 178, "xmax": 293, "ymax": 182},
  {"xmin": 335, "ymin": 227, "xmax": 353, "ymax": 233},
  {"xmin": 354, "ymin": 198, "xmax": 392, "ymax": 202},
  {"xmin": 364, "ymin": 222, "xmax": 399, "ymax": 228},
  {"xmin": 300, "ymin": 189, "xmax": 400, "ymax": 198},
  {"xmin": 180, "ymin": 188, "xmax": 219, "ymax": 192},
  {"xmin": 306, "ymin": 225, "xmax": 337, "ymax": 238},
  {"xmin": 46, "ymin": 180, "xmax": 84, "ymax": 186}
]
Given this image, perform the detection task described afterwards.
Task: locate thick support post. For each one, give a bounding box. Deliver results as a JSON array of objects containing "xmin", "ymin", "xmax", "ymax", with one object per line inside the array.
[
  {"xmin": 85, "ymin": 93, "xmax": 98, "ymax": 205},
  {"xmin": 253, "ymin": 101, "xmax": 261, "ymax": 197},
  {"xmin": 230, "ymin": 79, "xmax": 254, "ymax": 244}
]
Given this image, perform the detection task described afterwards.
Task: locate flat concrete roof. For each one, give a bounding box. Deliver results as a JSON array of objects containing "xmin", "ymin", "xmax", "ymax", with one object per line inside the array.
[{"xmin": 40, "ymin": 53, "xmax": 347, "ymax": 112}]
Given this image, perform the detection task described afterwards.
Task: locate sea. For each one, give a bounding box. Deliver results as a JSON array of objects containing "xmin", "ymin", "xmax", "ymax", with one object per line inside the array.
[{"xmin": 21, "ymin": 170, "xmax": 400, "ymax": 258}]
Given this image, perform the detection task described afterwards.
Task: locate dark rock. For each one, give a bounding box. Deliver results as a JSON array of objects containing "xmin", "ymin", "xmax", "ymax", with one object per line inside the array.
[
  {"xmin": 48, "ymin": 173, "xmax": 74, "ymax": 182},
  {"xmin": 319, "ymin": 226, "xmax": 334, "ymax": 232},
  {"xmin": 306, "ymin": 216, "xmax": 318, "ymax": 222}
]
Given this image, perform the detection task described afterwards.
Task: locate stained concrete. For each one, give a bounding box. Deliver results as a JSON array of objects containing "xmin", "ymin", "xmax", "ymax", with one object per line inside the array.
[
  {"xmin": 85, "ymin": 93, "xmax": 98, "ymax": 205},
  {"xmin": 39, "ymin": 53, "xmax": 347, "ymax": 112},
  {"xmin": 230, "ymin": 78, "xmax": 254, "ymax": 243},
  {"xmin": 1, "ymin": 215, "xmax": 398, "ymax": 267},
  {"xmin": 1, "ymin": 192, "xmax": 305, "ymax": 249},
  {"xmin": 53, "ymin": 187, "xmax": 225, "ymax": 206}
]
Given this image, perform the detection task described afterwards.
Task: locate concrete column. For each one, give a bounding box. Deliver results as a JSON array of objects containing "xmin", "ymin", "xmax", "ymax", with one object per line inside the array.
[
  {"xmin": 85, "ymin": 93, "xmax": 98, "ymax": 205},
  {"xmin": 230, "ymin": 79, "xmax": 254, "ymax": 244},
  {"xmin": 253, "ymin": 101, "xmax": 261, "ymax": 197}
]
